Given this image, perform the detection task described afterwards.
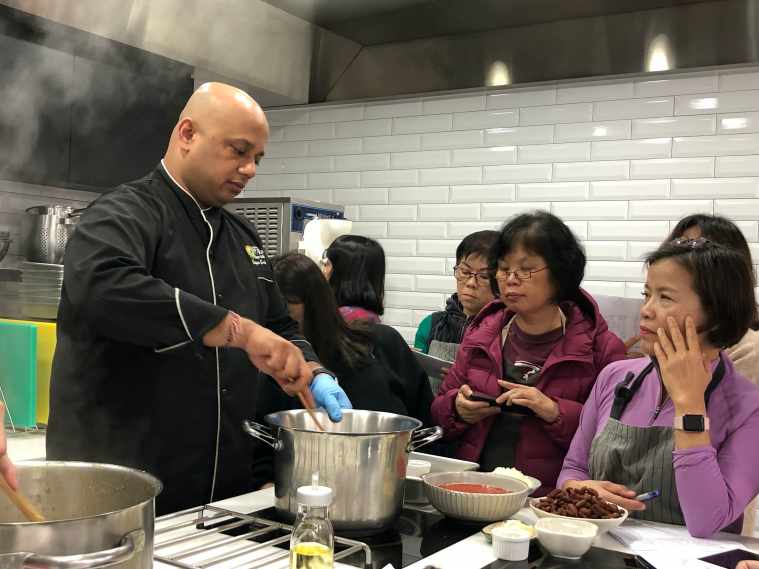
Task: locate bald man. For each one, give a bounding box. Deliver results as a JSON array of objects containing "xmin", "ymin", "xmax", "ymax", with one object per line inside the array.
[{"xmin": 47, "ymin": 83, "xmax": 351, "ymax": 514}]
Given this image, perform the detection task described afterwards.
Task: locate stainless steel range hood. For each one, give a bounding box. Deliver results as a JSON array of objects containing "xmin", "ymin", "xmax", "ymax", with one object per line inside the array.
[{"xmin": 302, "ymin": 0, "xmax": 759, "ymax": 102}]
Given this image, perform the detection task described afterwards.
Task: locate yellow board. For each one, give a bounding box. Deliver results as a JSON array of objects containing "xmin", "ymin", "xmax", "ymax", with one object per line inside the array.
[{"xmin": 0, "ymin": 318, "xmax": 56, "ymax": 424}]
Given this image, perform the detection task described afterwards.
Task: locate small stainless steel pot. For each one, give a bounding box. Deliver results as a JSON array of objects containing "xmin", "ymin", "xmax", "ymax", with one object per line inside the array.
[{"xmin": 244, "ymin": 409, "xmax": 442, "ymax": 533}]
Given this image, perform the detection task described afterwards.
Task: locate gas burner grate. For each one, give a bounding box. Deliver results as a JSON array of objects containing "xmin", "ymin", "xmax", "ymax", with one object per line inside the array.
[{"xmin": 154, "ymin": 505, "xmax": 372, "ymax": 569}]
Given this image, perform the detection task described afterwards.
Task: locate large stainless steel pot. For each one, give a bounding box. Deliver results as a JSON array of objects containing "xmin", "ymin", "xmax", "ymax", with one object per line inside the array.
[
  {"xmin": 21, "ymin": 206, "xmax": 82, "ymax": 264},
  {"xmin": 244, "ymin": 410, "xmax": 442, "ymax": 533},
  {"xmin": 0, "ymin": 461, "xmax": 161, "ymax": 569}
]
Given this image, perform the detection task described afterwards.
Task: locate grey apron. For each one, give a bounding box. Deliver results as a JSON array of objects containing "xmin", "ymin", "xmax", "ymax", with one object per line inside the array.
[{"xmin": 588, "ymin": 357, "xmax": 725, "ymax": 525}]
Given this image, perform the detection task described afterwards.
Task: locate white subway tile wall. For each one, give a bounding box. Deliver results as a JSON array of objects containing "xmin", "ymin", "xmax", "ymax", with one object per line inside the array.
[{"xmin": 246, "ymin": 68, "xmax": 759, "ymax": 341}]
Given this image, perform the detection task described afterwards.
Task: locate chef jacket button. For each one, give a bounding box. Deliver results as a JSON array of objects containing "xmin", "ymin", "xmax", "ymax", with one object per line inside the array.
[
  {"xmin": 217, "ymin": 293, "xmax": 223, "ymax": 300},
  {"xmin": 221, "ymin": 387, "xmax": 230, "ymax": 397}
]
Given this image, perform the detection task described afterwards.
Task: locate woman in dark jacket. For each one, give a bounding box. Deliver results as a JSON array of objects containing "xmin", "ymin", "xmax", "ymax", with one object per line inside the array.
[
  {"xmin": 431, "ymin": 211, "xmax": 626, "ymax": 494},
  {"xmin": 322, "ymin": 235, "xmax": 385, "ymax": 323},
  {"xmin": 261, "ymin": 252, "xmax": 432, "ymax": 423}
]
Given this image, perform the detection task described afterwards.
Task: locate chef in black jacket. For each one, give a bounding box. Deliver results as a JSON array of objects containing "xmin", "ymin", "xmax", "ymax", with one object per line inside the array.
[{"xmin": 47, "ymin": 82, "xmax": 352, "ymax": 514}]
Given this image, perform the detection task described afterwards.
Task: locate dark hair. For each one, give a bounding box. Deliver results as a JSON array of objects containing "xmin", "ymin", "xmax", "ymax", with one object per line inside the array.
[
  {"xmin": 668, "ymin": 214, "xmax": 755, "ymax": 285},
  {"xmin": 645, "ymin": 240, "xmax": 755, "ymax": 348},
  {"xmin": 324, "ymin": 235, "xmax": 386, "ymax": 315},
  {"xmin": 489, "ymin": 210, "xmax": 594, "ymax": 318},
  {"xmin": 456, "ymin": 230, "xmax": 499, "ymax": 264},
  {"xmin": 668, "ymin": 214, "xmax": 758, "ymax": 328},
  {"xmin": 272, "ymin": 252, "xmax": 371, "ymax": 371}
]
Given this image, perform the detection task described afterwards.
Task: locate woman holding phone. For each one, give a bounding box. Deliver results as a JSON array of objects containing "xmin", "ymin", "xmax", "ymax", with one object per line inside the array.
[
  {"xmin": 558, "ymin": 238, "xmax": 759, "ymax": 538},
  {"xmin": 431, "ymin": 211, "xmax": 625, "ymax": 494}
]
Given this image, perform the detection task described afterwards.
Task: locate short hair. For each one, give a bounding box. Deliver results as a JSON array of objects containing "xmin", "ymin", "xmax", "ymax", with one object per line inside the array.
[
  {"xmin": 489, "ymin": 210, "xmax": 594, "ymax": 318},
  {"xmin": 645, "ymin": 239, "xmax": 755, "ymax": 348},
  {"xmin": 456, "ymin": 230, "xmax": 499, "ymax": 264},
  {"xmin": 324, "ymin": 235, "xmax": 386, "ymax": 315}
]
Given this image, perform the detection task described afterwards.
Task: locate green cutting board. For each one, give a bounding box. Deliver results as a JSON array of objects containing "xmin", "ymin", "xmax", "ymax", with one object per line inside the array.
[{"xmin": 0, "ymin": 321, "xmax": 37, "ymax": 428}]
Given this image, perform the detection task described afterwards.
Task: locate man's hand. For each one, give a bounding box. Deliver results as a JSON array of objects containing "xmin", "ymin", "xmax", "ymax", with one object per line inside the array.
[{"xmin": 205, "ymin": 314, "xmax": 312, "ymax": 394}]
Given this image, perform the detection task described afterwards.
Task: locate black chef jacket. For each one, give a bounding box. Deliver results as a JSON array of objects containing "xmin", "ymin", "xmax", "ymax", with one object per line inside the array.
[{"xmin": 47, "ymin": 162, "xmax": 318, "ymax": 514}]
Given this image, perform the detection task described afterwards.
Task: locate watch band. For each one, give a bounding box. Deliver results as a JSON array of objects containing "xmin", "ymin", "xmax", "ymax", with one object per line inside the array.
[
  {"xmin": 674, "ymin": 414, "xmax": 710, "ymax": 432},
  {"xmin": 311, "ymin": 367, "xmax": 338, "ymax": 383}
]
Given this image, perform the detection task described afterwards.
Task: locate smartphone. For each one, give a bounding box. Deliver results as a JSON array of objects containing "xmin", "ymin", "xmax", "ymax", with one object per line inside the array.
[
  {"xmin": 467, "ymin": 391, "xmax": 535, "ymax": 416},
  {"xmin": 468, "ymin": 391, "xmax": 499, "ymax": 406},
  {"xmin": 699, "ymin": 549, "xmax": 759, "ymax": 568}
]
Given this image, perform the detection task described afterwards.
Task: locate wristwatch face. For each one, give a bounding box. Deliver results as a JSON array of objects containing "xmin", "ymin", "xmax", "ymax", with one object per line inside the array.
[{"xmin": 682, "ymin": 414, "xmax": 705, "ymax": 432}]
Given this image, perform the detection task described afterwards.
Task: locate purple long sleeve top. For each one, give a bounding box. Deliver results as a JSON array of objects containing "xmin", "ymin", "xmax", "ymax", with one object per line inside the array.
[{"xmin": 557, "ymin": 355, "xmax": 759, "ymax": 538}]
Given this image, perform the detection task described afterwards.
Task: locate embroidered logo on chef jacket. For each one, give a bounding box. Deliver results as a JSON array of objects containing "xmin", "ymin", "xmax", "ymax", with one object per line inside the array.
[{"xmin": 244, "ymin": 245, "xmax": 267, "ymax": 266}]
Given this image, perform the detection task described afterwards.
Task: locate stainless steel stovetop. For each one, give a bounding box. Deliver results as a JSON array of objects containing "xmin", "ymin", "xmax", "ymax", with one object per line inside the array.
[{"xmin": 153, "ymin": 503, "xmax": 463, "ymax": 569}]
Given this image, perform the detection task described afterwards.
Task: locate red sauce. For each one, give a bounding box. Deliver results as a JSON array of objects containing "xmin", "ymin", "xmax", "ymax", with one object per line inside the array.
[{"xmin": 438, "ymin": 482, "xmax": 510, "ymax": 494}]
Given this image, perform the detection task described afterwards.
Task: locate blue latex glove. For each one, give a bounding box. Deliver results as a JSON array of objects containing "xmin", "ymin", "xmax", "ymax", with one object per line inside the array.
[{"xmin": 310, "ymin": 373, "xmax": 352, "ymax": 422}]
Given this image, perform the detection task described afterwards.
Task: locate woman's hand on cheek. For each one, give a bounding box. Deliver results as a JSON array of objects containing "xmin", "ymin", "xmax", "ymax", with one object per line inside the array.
[{"xmin": 653, "ymin": 316, "xmax": 710, "ymax": 410}]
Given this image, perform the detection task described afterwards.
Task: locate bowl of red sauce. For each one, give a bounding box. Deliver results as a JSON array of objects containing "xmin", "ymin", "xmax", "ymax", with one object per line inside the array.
[{"xmin": 421, "ymin": 471, "xmax": 530, "ymax": 522}]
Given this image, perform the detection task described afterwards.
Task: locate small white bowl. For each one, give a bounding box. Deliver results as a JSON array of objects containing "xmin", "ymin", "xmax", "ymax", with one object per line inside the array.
[
  {"xmin": 491, "ymin": 471, "xmax": 542, "ymax": 495},
  {"xmin": 406, "ymin": 459, "xmax": 432, "ymax": 478},
  {"xmin": 535, "ymin": 517, "xmax": 598, "ymax": 560},
  {"xmin": 492, "ymin": 526, "xmax": 531, "ymax": 561},
  {"xmin": 529, "ymin": 498, "xmax": 628, "ymax": 534}
]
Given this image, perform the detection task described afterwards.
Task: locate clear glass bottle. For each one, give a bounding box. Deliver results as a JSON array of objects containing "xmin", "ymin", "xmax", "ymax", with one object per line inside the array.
[{"xmin": 290, "ymin": 472, "xmax": 334, "ymax": 569}]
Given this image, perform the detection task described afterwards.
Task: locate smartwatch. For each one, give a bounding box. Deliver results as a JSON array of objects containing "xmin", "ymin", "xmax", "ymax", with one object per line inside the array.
[{"xmin": 674, "ymin": 414, "xmax": 709, "ymax": 432}]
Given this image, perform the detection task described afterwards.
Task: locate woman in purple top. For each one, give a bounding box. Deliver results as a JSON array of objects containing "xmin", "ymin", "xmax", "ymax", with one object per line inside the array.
[{"xmin": 558, "ymin": 238, "xmax": 759, "ymax": 538}]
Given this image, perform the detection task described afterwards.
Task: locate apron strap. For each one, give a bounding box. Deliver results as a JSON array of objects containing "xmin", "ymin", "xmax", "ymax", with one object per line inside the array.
[
  {"xmin": 611, "ymin": 372, "xmax": 636, "ymax": 420},
  {"xmin": 611, "ymin": 360, "xmax": 656, "ymax": 420},
  {"xmin": 610, "ymin": 353, "xmax": 726, "ymax": 421},
  {"xmin": 704, "ymin": 354, "xmax": 727, "ymax": 406}
]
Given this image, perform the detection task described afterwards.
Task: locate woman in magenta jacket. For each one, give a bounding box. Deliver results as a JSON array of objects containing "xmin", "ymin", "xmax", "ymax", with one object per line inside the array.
[{"xmin": 430, "ymin": 211, "xmax": 625, "ymax": 495}]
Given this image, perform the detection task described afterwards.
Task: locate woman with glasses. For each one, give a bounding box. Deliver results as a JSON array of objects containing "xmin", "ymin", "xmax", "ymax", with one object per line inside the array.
[
  {"xmin": 431, "ymin": 211, "xmax": 625, "ymax": 494},
  {"xmin": 558, "ymin": 238, "xmax": 759, "ymax": 537},
  {"xmin": 414, "ymin": 231, "xmax": 498, "ymax": 366}
]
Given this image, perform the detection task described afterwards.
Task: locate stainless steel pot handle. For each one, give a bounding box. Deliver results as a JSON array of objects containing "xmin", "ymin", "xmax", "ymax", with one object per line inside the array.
[
  {"xmin": 59, "ymin": 208, "xmax": 85, "ymax": 225},
  {"xmin": 2, "ymin": 529, "xmax": 144, "ymax": 569},
  {"xmin": 407, "ymin": 426, "xmax": 443, "ymax": 452},
  {"xmin": 243, "ymin": 420, "xmax": 282, "ymax": 451}
]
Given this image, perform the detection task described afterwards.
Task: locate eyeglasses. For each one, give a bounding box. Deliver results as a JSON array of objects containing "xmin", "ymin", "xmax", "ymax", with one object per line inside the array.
[
  {"xmin": 672, "ymin": 237, "xmax": 709, "ymax": 249},
  {"xmin": 495, "ymin": 266, "xmax": 548, "ymax": 281},
  {"xmin": 453, "ymin": 265, "xmax": 492, "ymax": 286}
]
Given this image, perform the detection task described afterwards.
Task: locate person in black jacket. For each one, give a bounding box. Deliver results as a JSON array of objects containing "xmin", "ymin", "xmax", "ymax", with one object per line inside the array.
[
  {"xmin": 261, "ymin": 252, "xmax": 433, "ymax": 424},
  {"xmin": 413, "ymin": 231, "xmax": 498, "ymax": 375},
  {"xmin": 47, "ymin": 83, "xmax": 351, "ymax": 514}
]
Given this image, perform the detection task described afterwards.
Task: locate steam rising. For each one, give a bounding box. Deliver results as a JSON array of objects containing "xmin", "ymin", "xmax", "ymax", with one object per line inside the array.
[{"xmin": 0, "ymin": 12, "xmax": 185, "ymax": 182}]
